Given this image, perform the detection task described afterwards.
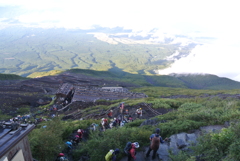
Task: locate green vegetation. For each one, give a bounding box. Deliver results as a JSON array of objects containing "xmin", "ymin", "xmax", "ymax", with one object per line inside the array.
[
  {"xmin": 0, "ymin": 73, "xmax": 26, "ymax": 80},
  {"xmin": 66, "ymin": 69, "xmax": 240, "ymax": 90},
  {"xmin": 0, "ymin": 110, "xmax": 11, "ymax": 120},
  {"xmin": 131, "ymin": 86, "xmax": 240, "ymax": 97},
  {"xmin": 0, "ymin": 27, "xmax": 194, "ymax": 77},
  {"xmin": 172, "ymin": 122, "xmax": 240, "ymax": 161},
  {"xmin": 29, "ymin": 118, "xmax": 101, "ymax": 161},
  {"xmin": 174, "ymin": 74, "xmax": 240, "ymax": 90},
  {"xmin": 29, "ymin": 87, "xmax": 240, "ymax": 161},
  {"xmin": 16, "ymin": 107, "xmax": 30, "ymax": 115},
  {"xmin": 27, "ymin": 70, "xmax": 63, "ymax": 78}
]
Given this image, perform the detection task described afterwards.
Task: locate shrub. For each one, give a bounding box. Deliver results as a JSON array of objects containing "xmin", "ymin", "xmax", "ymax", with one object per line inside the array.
[
  {"xmin": 147, "ymin": 99, "xmax": 183, "ymax": 109},
  {"xmin": 124, "ymin": 119, "xmax": 145, "ymax": 128},
  {"xmin": 72, "ymin": 127, "xmax": 151, "ymax": 161},
  {"xmin": 29, "ymin": 118, "xmax": 65, "ymax": 161},
  {"xmin": 178, "ymin": 103, "xmax": 203, "ymax": 112},
  {"xmin": 17, "ymin": 107, "xmax": 30, "ymax": 115},
  {"xmin": 192, "ymin": 126, "xmax": 237, "ymax": 161},
  {"xmin": 160, "ymin": 119, "xmax": 205, "ymax": 136},
  {"xmin": 0, "ymin": 110, "xmax": 11, "ymax": 120},
  {"xmin": 225, "ymin": 140, "xmax": 240, "ymax": 161},
  {"xmin": 169, "ymin": 150, "xmax": 191, "ymax": 161}
]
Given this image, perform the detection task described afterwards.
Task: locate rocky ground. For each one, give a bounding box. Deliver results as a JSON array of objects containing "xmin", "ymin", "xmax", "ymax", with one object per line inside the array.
[{"xmin": 0, "ymin": 71, "xmax": 140, "ymax": 117}]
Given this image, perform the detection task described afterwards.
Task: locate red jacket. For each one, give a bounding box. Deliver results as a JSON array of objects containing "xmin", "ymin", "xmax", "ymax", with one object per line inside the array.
[
  {"xmin": 107, "ymin": 112, "xmax": 113, "ymax": 117},
  {"xmin": 129, "ymin": 143, "xmax": 137, "ymax": 159}
]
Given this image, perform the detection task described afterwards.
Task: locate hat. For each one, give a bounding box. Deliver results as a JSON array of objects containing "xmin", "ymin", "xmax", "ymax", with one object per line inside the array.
[
  {"xmin": 66, "ymin": 141, "xmax": 72, "ymax": 145},
  {"xmin": 59, "ymin": 153, "xmax": 64, "ymax": 156},
  {"xmin": 133, "ymin": 142, "xmax": 140, "ymax": 148},
  {"xmin": 114, "ymin": 148, "xmax": 120, "ymax": 154},
  {"xmin": 156, "ymin": 128, "xmax": 160, "ymax": 134}
]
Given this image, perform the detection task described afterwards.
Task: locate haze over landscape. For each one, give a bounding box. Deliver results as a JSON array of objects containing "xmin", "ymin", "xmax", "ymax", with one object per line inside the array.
[{"xmin": 1, "ymin": 0, "xmax": 240, "ymax": 81}]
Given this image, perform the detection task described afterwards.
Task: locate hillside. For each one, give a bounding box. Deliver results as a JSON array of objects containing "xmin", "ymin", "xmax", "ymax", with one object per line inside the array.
[
  {"xmin": 170, "ymin": 73, "xmax": 240, "ymax": 90},
  {"xmin": 2, "ymin": 68, "xmax": 240, "ymax": 93},
  {"xmin": 44, "ymin": 69, "xmax": 240, "ymax": 89},
  {"xmin": 1, "ymin": 70, "xmax": 240, "ymax": 117},
  {"xmin": 1, "ymin": 71, "xmax": 240, "ymax": 161},
  {"xmin": 0, "ymin": 73, "xmax": 26, "ymax": 80}
]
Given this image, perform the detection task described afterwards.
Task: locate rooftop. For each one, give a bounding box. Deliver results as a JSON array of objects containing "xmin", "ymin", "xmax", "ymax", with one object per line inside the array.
[{"xmin": 0, "ymin": 121, "xmax": 35, "ymax": 158}]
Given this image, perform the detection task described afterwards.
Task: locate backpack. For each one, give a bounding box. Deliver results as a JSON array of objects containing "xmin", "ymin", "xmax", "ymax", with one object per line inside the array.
[
  {"xmin": 60, "ymin": 157, "xmax": 69, "ymax": 161},
  {"xmin": 124, "ymin": 142, "xmax": 132, "ymax": 155},
  {"xmin": 105, "ymin": 149, "xmax": 114, "ymax": 161},
  {"xmin": 150, "ymin": 135, "xmax": 161, "ymax": 150},
  {"xmin": 103, "ymin": 119, "xmax": 108, "ymax": 126},
  {"xmin": 56, "ymin": 156, "xmax": 69, "ymax": 161}
]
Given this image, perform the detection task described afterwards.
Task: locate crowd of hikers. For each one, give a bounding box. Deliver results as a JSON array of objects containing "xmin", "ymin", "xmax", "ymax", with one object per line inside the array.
[
  {"xmin": 101, "ymin": 102, "xmax": 144, "ymax": 131},
  {"xmin": 55, "ymin": 102, "xmax": 167, "ymax": 161},
  {"xmin": 7, "ymin": 114, "xmax": 50, "ymax": 125}
]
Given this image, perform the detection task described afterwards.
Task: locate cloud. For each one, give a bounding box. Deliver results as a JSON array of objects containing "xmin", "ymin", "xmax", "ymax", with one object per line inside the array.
[
  {"xmin": 158, "ymin": 40, "xmax": 240, "ymax": 81},
  {"xmin": 1, "ymin": 0, "xmax": 239, "ymax": 32}
]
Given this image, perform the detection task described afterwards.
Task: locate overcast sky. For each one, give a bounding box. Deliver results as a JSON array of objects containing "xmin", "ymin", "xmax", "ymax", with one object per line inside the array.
[{"xmin": 1, "ymin": 0, "xmax": 240, "ymax": 81}]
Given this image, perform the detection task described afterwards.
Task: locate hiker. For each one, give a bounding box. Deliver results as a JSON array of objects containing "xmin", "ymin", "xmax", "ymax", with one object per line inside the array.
[
  {"xmin": 55, "ymin": 153, "xmax": 68, "ymax": 161},
  {"xmin": 65, "ymin": 141, "xmax": 72, "ymax": 153},
  {"xmin": 107, "ymin": 110, "xmax": 113, "ymax": 119},
  {"xmin": 72, "ymin": 135, "xmax": 80, "ymax": 145},
  {"xmin": 109, "ymin": 118, "xmax": 117, "ymax": 129},
  {"xmin": 135, "ymin": 108, "xmax": 142, "ymax": 118},
  {"xmin": 128, "ymin": 142, "xmax": 140, "ymax": 161},
  {"xmin": 101, "ymin": 118, "xmax": 108, "ymax": 131},
  {"xmin": 128, "ymin": 115, "xmax": 133, "ymax": 122},
  {"xmin": 146, "ymin": 128, "xmax": 168, "ymax": 160},
  {"xmin": 117, "ymin": 116, "xmax": 122, "ymax": 126},
  {"xmin": 90, "ymin": 123, "xmax": 97, "ymax": 131},
  {"xmin": 105, "ymin": 148, "xmax": 120, "ymax": 161},
  {"xmin": 120, "ymin": 120, "xmax": 126, "ymax": 127},
  {"xmin": 111, "ymin": 118, "xmax": 118, "ymax": 128},
  {"xmin": 77, "ymin": 129, "xmax": 84, "ymax": 141},
  {"xmin": 124, "ymin": 109, "xmax": 129, "ymax": 116},
  {"xmin": 119, "ymin": 102, "xmax": 124, "ymax": 114}
]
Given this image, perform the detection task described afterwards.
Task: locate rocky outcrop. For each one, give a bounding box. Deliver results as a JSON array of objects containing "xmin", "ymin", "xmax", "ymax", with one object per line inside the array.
[
  {"xmin": 158, "ymin": 125, "xmax": 226, "ymax": 161},
  {"xmin": 119, "ymin": 125, "xmax": 227, "ymax": 161}
]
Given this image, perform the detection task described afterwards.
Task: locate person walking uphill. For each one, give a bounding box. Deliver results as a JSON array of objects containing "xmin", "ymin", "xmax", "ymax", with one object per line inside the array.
[
  {"xmin": 146, "ymin": 128, "xmax": 168, "ymax": 160},
  {"xmin": 128, "ymin": 142, "xmax": 140, "ymax": 161},
  {"xmin": 101, "ymin": 118, "xmax": 108, "ymax": 131},
  {"xmin": 135, "ymin": 108, "xmax": 142, "ymax": 118},
  {"xmin": 119, "ymin": 102, "xmax": 124, "ymax": 114},
  {"xmin": 107, "ymin": 110, "xmax": 113, "ymax": 119},
  {"xmin": 105, "ymin": 148, "xmax": 120, "ymax": 161}
]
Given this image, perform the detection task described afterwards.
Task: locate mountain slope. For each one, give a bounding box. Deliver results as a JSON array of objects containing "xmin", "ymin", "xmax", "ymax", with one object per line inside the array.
[
  {"xmin": 171, "ymin": 73, "xmax": 240, "ymax": 90},
  {"xmin": 64, "ymin": 69, "xmax": 240, "ymax": 90},
  {"xmin": 0, "ymin": 73, "xmax": 27, "ymax": 80},
  {"xmin": 2, "ymin": 69, "xmax": 240, "ymax": 90}
]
